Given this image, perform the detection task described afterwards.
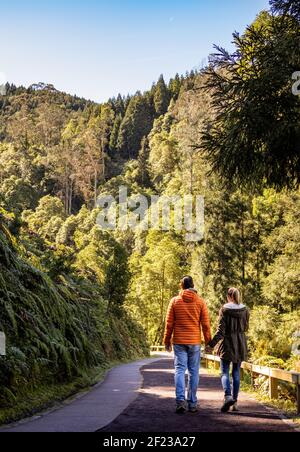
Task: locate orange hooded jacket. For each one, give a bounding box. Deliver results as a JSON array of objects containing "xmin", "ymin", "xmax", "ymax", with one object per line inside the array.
[{"xmin": 163, "ymin": 289, "xmax": 211, "ymax": 346}]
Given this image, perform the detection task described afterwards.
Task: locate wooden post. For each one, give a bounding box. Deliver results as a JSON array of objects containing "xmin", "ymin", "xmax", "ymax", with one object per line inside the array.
[
  {"xmin": 297, "ymin": 383, "xmax": 300, "ymax": 415},
  {"xmin": 269, "ymin": 376, "xmax": 279, "ymax": 400},
  {"xmin": 251, "ymin": 372, "xmax": 255, "ymax": 388},
  {"xmin": 240, "ymin": 368, "xmax": 245, "ymax": 381}
]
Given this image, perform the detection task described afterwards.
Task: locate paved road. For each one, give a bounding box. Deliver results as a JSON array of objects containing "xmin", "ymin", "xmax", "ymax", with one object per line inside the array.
[
  {"xmin": 1, "ymin": 356, "xmax": 298, "ymax": 433},
  {"xmin": 0, "ymin": 356, "xmax": 165, "ymax": 433},
  {"xmin": 101, "ymin": 359, "xmax": 297, "ymax": 433}
]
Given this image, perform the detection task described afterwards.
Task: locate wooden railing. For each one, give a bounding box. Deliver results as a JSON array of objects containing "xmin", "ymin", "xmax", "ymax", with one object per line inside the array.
[
  {"xmin": 150, "ymin": 346, "xmax": 300, "ymax": 414},
  {"xmin": 150, "ymin": 345, "xmax": 166, "ymax": 352}
]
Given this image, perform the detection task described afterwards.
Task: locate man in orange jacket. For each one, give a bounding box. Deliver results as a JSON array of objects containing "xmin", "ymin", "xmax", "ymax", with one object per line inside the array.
[{"xmin": 163, "ymin": 276, "xmax": 211, "ymax": 414}]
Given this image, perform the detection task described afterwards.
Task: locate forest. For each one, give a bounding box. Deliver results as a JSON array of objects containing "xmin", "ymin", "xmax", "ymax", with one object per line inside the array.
[{"xmin": 0, "ymin": 0, "xmax": 299, "ymax": 417}]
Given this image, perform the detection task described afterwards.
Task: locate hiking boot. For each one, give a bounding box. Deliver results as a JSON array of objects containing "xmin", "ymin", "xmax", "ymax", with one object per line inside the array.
[
  {"xmin": 232, "ymin": 402, "xmax": 239, "ymax": 412},
  {"xmin": 221, "ymin": 396, "xmax": 235, "ymax": 413},
  {"xmin": 188, "ymin": 406, "xmax": 198, "ymax": 414},
  {"xmin": 176, "ymin": 401, "xmax": 187, "ymax": 414}
]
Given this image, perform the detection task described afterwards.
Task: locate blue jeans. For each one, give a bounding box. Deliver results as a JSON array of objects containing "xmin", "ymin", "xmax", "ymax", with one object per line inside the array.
[
  {"xmin": 220, "ymin": 360, "xmax": 241, "ymax": 401},
  {"xmin": 173, "ymin": 345, "xmax": 201, "ymax": 408}
]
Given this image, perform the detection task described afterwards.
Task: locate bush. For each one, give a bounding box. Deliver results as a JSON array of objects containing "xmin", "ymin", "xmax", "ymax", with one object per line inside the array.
[
  {"xmin": 0, "ymin": 219, "xmax": 148, "ymax": 407},
  {"xmin": 248, "ymin": 306, "xmax": 300, "ymax": 361}
]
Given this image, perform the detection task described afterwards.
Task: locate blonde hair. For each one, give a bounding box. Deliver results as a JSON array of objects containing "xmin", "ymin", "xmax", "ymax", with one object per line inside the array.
[{"xmin": 228, "ymin": 287, "xmax": 241, "ymax": 305}]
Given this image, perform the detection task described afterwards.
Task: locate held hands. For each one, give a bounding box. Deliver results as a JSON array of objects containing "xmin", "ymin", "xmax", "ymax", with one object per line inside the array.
[
  {"xmin": 165, "ymin": 344, "xmax": 213, "ymax": 354},
  {"xmin": 205, "ymin": 344, "xmax": 214, "ymax": 354}
]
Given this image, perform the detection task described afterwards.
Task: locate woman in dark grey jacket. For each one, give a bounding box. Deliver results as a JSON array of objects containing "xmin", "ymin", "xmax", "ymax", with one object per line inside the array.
[{"xmin": 208, "ymin": 288, "xmax": 250, "ymax": 413}]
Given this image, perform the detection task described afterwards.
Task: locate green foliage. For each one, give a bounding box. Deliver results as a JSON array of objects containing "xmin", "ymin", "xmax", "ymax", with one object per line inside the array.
[
  {"xmin": 270, "ymin": 0, "xmax": 300, "ymax": 18},
  {"xmin": 262, "ymin": 193, "xmax": 300, "ymax": 311},
  {"xmin": 0, "ymin": 143, "xmax": 45, "ymax": 213},
  {"xmin": 22, "ymin": 195, "xmax": 65, "ymax": 242},
  {"xmin": 0, "ymin": 176, "xmax": 38, "ymax": 213},
  {"xmin": 136, "ymin": 137, "xmax": 152, "ymax": 188},
  {"xmin": 126, "ymin": 231, "xmax": 187, "ymax": 344},
  {"xmin": 1, "ymin": 3, "xmax": 300, "ymax": 416},
  {"xmin": 154, "ymin": 75, "xmax": 170, "ymax": 116},
  {"xmin": 202, "ymin": 10, "xmax": 300, "ymax": 189},
  {"xmin": 109, "ymin": 113, "xmax": 122, "ymax": 152},
  {"xmin": 0, "ymin": 214, "xmax": 148, "ymax": 407},
  {"xmin": 168, "ymin": 74, "xmax": 182, "ymax": 101},
  {"xmin": 247, "ymin": 307, "xmax": 300, "ymax": 360},
  {"xmin": 117, "ymin": 92, "xmax": 154, "ymax": 159},
  {"xmin": 104, "ymin": 242, "xmax": 130, "ymax": 313},
  {"xmin": 149, "ymin": 117, "xmax": 179, "ymax": 190}
]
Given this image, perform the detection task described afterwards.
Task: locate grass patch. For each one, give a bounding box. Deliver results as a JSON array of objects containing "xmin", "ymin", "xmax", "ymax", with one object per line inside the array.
[
  {"xmin": 0, "ymin": 357, "xmax": 144, "ymax": 427},
  {"xmin": 201, "ymin": 360, "xmax": 220, "ymax": 377},
  {"xmin": 240, "ymin": 380, "xmax": 300, "ymax": 426}
]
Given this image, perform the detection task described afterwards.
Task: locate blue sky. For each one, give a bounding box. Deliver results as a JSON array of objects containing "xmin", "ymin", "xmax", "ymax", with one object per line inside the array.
[{"xmin": 1, "ymin": 0, "xmax": 269, "ymax": 102}]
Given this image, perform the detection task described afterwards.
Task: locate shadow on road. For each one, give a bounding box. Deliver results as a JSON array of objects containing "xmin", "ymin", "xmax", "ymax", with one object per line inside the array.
[{"xmin": 100, "ymin": 359, "xmax": 295, "ymax": 433}]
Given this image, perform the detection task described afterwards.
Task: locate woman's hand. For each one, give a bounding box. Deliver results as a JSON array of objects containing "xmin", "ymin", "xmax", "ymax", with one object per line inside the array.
[{"xmin": 205, "ymin": 345, "xmax": 214, "ymax": 354}]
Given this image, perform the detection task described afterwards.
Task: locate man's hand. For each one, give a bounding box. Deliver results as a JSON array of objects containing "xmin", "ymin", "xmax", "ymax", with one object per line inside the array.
[
  {"xmin": 205, "ymin": 345, "xmax": 213, "ymax": 354},
  {"xmin": 165, "ymin": 344, "xmax": 173, "ymax": 353}
]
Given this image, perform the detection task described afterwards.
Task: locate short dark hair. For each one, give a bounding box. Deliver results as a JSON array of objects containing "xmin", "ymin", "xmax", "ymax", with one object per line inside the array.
[{"xmin": 181, "ymin": 276, "xmax": 194, "ymax": 290}]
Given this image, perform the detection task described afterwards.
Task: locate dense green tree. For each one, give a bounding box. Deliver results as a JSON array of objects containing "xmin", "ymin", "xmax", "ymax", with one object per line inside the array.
[
  {"xmin": 22, "ymin": 195, "xmax": 65, "ymax": 242},
  {"xmin": 0, "ymin": 176, "xmax": 38, "ymax": 213},
  {"xmin": 72, "ymin": 104, "xmax": 115, "ymax": 207},
  {"xmin": 117, "ymin": 93, "xmax": 154, "ymax": 159},
  {"xmin": 270, "ymin": 0, "xmax": 300, "ymax": 18},
  {"xmin": 148, "ymin": 115, "xmax": 179, "ymax": 190},
  {"xmin": 202, "ymin": 11, "xmax": 300, "ymax": 189},
  {"xmin": 114, "ymin": 94, "xmax": 126, "ymax": 116},
  {"xmin": 104, "ymin": 242, "xmax": 130, "ymax": 313},
  {"xmin": 168, "ymin": 73, "xmax": 182, "ymax": 100},
  {"xmin": 199, "ymin": 188, "xmax": 254, "ymax": 311},
  {"xmin": 109, "ymin": 113, "xmax": 122, "ymax": 152},
  {"xmin": 1, "ymin": 1, "xmax": 300, "ymax": 386},
  {"xmin": 126, "ymin": 231, "xmax": 186, "ymax": 344},
  {"xmin": 154, "ymin": 75, "xmax": 170, "ymax": 116},
  {"xmin": 261, "ymin": 191, "xmax": 300, "ymax": 311},
  {"xmin": 0, "ymin": 208, "xmax": 148, "ymax": 409},
  {"xmin": 136, "ymin": 137, "xmax": 151, "ymax": 187}
]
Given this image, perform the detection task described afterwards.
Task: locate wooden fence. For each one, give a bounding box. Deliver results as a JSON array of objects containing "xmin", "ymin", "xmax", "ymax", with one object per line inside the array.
[
  {"xmin": 150, "ymin": 346, "xmax": 166, "ymax": 352},
  {"xmin": 150, "ymin": 346, "xmax": 300, "ymax": 414}
]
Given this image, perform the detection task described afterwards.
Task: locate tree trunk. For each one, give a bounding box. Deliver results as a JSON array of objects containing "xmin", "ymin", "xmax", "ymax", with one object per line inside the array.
[
  {"xmin": 101, "ymin": 140, "xmax": 106, "ymax": 180},
  {"xmin": 189, "ymin": 151, "xmax": 193, "ymax": 195},
  {"xmin": 241, "ymin": 214, "xmax": 246, "ymax": 299},
  {"xmin": 94, "ymin": 168, "xmax": 98, "ymax": 208},
  {"xmin": 68, "ymin": 179, "xmax": 73, "ymax": 215},
  {"xmin": 65, "ymin": 172, "xmax": 69, "ymax": 216},
  {"xmin": 158, "ymin": 263, "xmax": 166, "ymax": 344},
  {"xmin": 256, "ymin": 221, "xmax": 261, "ymax": 290}
]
